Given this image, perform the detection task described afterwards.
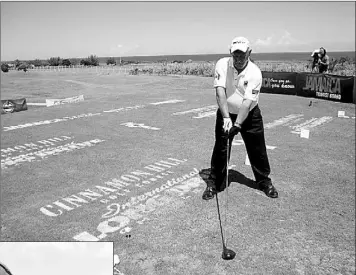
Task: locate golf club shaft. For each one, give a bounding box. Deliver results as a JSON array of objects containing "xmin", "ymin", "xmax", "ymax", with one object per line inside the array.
[
  {"xmin": 215, "ymin": 194, "xmax": 226, "ymax": 251},
  {"xmin": 225, "ymin": 137, "xmax": 229, "ymax": 247}
]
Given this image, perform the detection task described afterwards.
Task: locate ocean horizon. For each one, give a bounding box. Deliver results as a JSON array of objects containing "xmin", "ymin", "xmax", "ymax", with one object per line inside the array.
[
  {"xmin": 4, "ymin": 51, "xmax": 354, "ymax": 64},
  {"xmin": 108, "ymin": 51, "xmax": 355, "ymax": 63}
]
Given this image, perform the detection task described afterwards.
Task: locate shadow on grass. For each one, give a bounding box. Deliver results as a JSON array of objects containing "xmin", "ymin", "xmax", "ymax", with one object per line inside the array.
[{"xmin": 199, "ymin": 168, "xmax": 261, "ymax": 192}]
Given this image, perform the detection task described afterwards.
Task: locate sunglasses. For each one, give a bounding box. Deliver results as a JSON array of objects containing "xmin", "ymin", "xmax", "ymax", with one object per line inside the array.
[{"xmin": 231, "ymin": 50, "xmax": 249, "ymax": 60}]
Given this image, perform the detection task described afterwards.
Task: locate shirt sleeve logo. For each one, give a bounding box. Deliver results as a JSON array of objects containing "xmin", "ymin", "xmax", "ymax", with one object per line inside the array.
[
  {"xmin": 244, "ymin": 81, "xmax": 248, "ymax": 86},
  {"xmin": 252, "ymin": 89, "xmax": 259, "ymax": 95},
  {"xmin": 215, "ymin": 73, "xmax": 220, "ymax": 80}
]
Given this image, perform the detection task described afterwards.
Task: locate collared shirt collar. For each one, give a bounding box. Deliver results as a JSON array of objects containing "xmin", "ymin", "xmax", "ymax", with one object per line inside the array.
[{"xmin": 229, "ymin": 57, "xmax": 250, "ymax": 76}]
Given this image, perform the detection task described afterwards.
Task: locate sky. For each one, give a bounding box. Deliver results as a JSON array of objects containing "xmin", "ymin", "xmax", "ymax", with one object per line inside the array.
[
  {"xmin": 0, "ymin": 242, "xmax": 113, "ymax": 275},
  {"xmin": 0, "ymin": 1, "xmax": 355, "ymax": 61}
]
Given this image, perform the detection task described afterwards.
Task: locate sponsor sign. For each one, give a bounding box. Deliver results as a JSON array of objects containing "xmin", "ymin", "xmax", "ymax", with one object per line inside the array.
[
  {"xmin": 296, "ymin": 73, "xmax": 354, "ymax": 103},
  {"xmin": 261, "ymin": 72, "xmax": 297, "ymax": 95}
]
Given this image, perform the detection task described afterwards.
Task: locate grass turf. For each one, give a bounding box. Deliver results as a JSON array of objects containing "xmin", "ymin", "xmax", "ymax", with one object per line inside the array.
[{"xmin": 1, "ymin": 70, "xmax": 355, "ymax": 274}]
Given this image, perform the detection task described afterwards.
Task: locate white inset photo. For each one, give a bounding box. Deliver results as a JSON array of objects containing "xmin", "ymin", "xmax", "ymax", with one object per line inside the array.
[{"xmin": 0, "ymin": 242, "xmax": 113, "ymax": 275}]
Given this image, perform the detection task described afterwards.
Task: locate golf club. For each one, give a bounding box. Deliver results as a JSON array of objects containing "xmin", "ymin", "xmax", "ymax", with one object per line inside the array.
[{"xmin": 215, "ymin": 137, "xmax": 236, "ymax": 261}]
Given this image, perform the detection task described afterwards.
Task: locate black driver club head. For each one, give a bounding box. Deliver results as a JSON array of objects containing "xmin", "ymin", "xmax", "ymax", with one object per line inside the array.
[{"xmin": 222, "ymin": 247, "xmax": 236, "ymax": 260}]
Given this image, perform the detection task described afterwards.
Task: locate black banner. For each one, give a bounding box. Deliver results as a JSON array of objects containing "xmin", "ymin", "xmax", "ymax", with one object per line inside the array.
[
  {"xmin": 1, "ymin": 98, "xmax": 28, "ymax": 114},
  {"xmin": 296, "ymin": 73, "xmax": 354, "ymax": 103},
  {"xmin": 261, "ymin": 72, "xmax": 297, "ymax": 95},
  {"xmin": 353, "ymin": 76, "xmax": 356, "ymax": 104}
]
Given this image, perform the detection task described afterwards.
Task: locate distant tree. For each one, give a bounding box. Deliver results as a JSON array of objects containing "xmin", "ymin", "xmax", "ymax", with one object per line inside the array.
[
  {"xmin": 32, "ymin": 59, "xmax": 42, "ymax": 67},
  {"xmin": 1, "ymin": 63, "xmax": 9, "ymax": 73},
  {"xmin": 17, "ymin": 63, "xmax": 28, "ymax": 72},
  {"xmin": 14, "ymin": 59, "xmax": 21, "ymax": 68},
  {"xmin": 70, "ymin": 58, "xmax": 79, "ymax": 66},
  {"xmin": 41, "ymin": 60, "xmax": 50, "ymax": 66},
  {"xmin": 88, "ymin": 55, "xmax": 99, "ymax": 66},
  {"xmin": 48, "ymin": 57, "xmax": 61, "ymax": 66},
  {"xmin": 106, "ymin": 57, "xmax": 116, "ymax": 66},
  {"xmin": 79, "ymin": 55, "xmax": 100, "ymax": 66},
  {"xmin": 80, "ymin": 59, "xmax": 90, "ymax": 66},
  {"xmin": 61, "ymin": 59, "xmax": 71, "ymax": 66}
]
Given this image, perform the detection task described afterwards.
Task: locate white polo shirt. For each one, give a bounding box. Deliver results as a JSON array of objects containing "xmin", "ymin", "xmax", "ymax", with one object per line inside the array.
[{"xmin": 213, "ymin": 57, "xmax": 262, "ymax": 114}]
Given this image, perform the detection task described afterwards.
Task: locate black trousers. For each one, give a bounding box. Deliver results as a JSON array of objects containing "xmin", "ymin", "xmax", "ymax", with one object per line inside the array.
[{"xmin": 209, "ymin": 105, "xmax": 272, "ymax": 190}]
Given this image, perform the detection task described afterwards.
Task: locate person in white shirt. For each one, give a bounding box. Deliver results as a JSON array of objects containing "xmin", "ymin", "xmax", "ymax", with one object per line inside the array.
[{"xmin": 202, "ymin": 36, "xmax": 278, "ymax": 200}]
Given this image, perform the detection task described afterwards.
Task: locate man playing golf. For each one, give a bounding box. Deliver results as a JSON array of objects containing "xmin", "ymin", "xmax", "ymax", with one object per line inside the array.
[{"xmin": 202, "ymin": 36, "xmax": 278, "ymax": 200}]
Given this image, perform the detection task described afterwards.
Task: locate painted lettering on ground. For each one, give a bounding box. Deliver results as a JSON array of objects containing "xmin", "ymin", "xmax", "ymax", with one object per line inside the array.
[
  {"xmin": 1, "ymin": 136, "xmax": 73, "ymax": 158},
  {"xmin": 172, "ymin": 105, "xmax": 216, "ymax": 116},
  {"xmin": 103, "ymin": 105, "xmax": 145, "ymax": 113},
  {"xmin": 264, "ymin": 114, "xmax": 304, "ymax": 129},
  {"xmin": 2, "ymin": 104, "xmax": 146, "ymax": 132},
  {"xmin": 39, "ymin": 158, "xmax": 187, "ymax": 217},
  {"xmin": 193, "ymin": 110, "xmax": 216, "ymax": 119},
  {"xmin": 1, "ymin": 139, "xmax": 105, "ymax": 169},
  {"xmin": 290, "ymin": 116, "xmax": 333, "ymax": 134},
  {"xmin": 232, "ymin": 139, "xmax": 277, "ymax": 150},
  {"xmin": 120, "ymin": 122, "xmax": 160, "ymax": 131},
  {"xmin": 72, "ymin": 167, "xmax": 203, "ymax": 241},
  {"xmin": 150, "ymin": 99, "xmax": 185, "ymax": 105},
  {"xmin": 3, "ymin": 112, "xmax": 102, "ymax": 132}
]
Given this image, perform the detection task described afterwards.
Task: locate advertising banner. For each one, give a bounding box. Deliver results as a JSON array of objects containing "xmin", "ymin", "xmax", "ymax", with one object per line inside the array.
[
  {"xmin": 296, "ymin": 73, "xmax": 354, "ymax": 103},
  {"xmin": 261, "ymin": 72, "xmax": 298, "ymax": 95}
]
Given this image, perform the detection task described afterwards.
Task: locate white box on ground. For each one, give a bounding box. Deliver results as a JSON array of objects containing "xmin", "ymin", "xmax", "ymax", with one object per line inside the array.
[
  {"xmin": 244, "ymin": 154, "xmax": 251, "ymax": 166},
  {"xmin": 337, "ymin": 111, "xmax": 345, "ymax": 117},
  {"xmin": 300, "ymin": 129, "xmax": 310, "ymax": 139},
  {"xmin": 46, "ymin": 95, "xmax": 84, "ymax": 107}
]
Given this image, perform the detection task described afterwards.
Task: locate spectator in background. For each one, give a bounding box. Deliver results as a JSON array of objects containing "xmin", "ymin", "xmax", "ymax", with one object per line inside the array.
[
  {"xmin": 310, "ymin": 49, "xmax": 320, "ymax": 72},
  {"xmin": 318, "ymin": 47, "xmax": 329, "ymax": 73}
]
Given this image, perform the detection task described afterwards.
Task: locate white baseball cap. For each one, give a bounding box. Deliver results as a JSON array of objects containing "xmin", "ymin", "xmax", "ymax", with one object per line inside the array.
[
  {"xmin": 230, "ymin": 37, "xmax": 251, "ymax": 53},
  {"xmin": 311, "ymin": 49, "xmax": 320, "ymax": 56}
]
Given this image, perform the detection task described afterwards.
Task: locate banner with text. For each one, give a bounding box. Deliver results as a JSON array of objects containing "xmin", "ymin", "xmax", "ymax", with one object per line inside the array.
[
  {"xmin": 1, "ymin": 98, "xmax": 28, "ymax": 115},
  {"xmin": 261, "ymin": 72, "xmax": 297, "ymax": 95},
  {"xmin": 296, "ymin": 73, "xmax": 354, "ymax": 103},
  {"xmin": 260, "ymin": 71, "xmax": 355, "ymax": 103}
]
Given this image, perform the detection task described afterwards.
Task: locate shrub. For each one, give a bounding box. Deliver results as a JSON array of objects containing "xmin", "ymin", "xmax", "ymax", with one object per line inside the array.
[
  {"xmin": 61, "ymin": 59, "xmax": 71, "ymax": 66},
  {"xmin": 14, "ymin": 59, "xmax": 21, "ymax": 68},
  {"xmin": 80, "ymin": 55, "xmax": 99, "ymax": 66},
  {"xmin": 88, "ymin": 55, "xmax": 99, "ymax": 66},
  {"xmin": 48, "ymin": 57, "xmax": 61, "ymax": 66},
  {"xmin": 70, "ymin": 58, "xmax": 79, "ymax": 66},
  {"xmin": 106, "ymin": 57, "xmax": 116, "ymax": 65},
  {"xmin": 41, "ymin": 60, "xmax": 50, "ymax": 66},
  {"xmin": 129, "ymin": 68, "xmax": 139, "ymax": 75},
  {"xmin": 32, "ymin": 59, "xmax": 43, "ymax": 67},
  {"xmin": 17, "ymin": 63, "xmax": 28, "ymax": 71},
  {"xmin": 1, "ymin": 63, "xmax": 9, "ymax": 73},
  {"xmin": 80, "ymin": 59, "xmax": 89, "ymax": 66}
]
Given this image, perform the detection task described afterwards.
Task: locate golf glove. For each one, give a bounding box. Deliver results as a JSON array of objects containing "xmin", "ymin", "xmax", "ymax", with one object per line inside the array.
[
  {"xmin": 228, "ymin": 125, "xmax": 241, "ymax": 138},
  {"xmin": 223, "ymin": 117, "xmax": 232, "ymax": 133}
]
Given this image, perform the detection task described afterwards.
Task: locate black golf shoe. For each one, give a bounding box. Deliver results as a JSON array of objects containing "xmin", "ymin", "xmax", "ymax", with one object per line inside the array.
[
  {"xmin": 261, "ymin": 184, "xmax": 278, "ymax": 198},
  {"xmin": 202, "ymin": 187, "xmax": 217, "ymax": 200}
]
